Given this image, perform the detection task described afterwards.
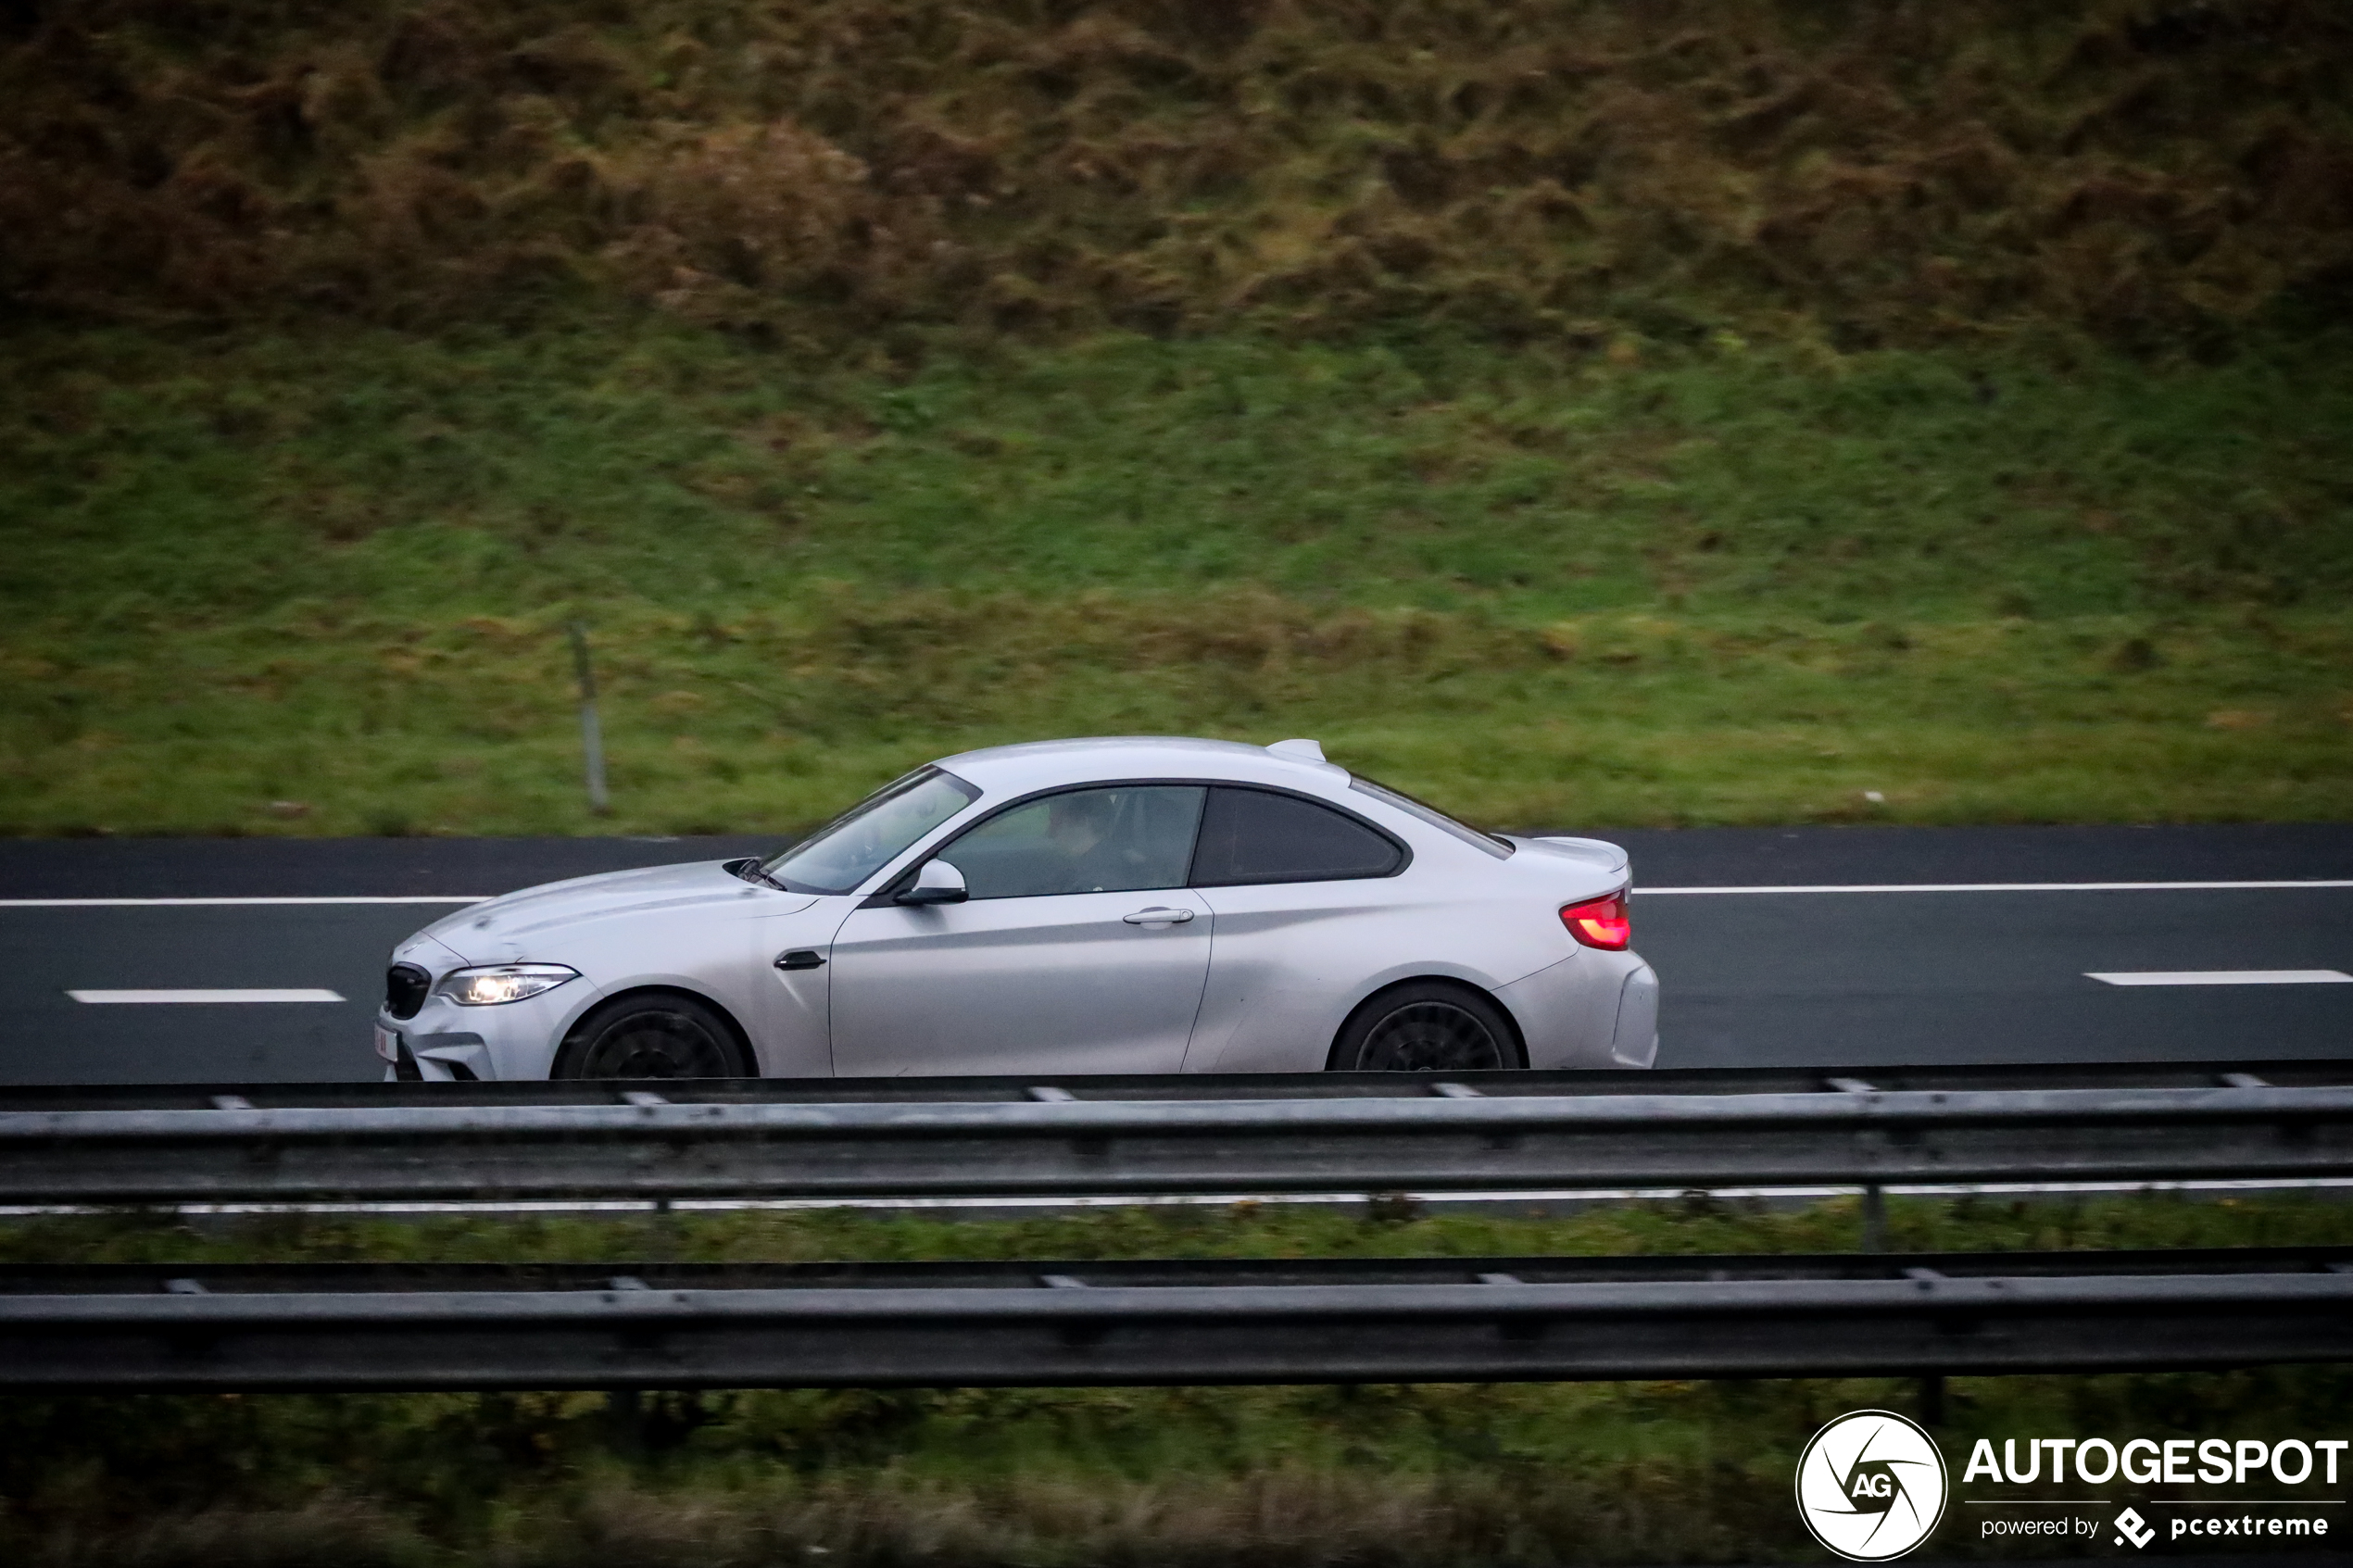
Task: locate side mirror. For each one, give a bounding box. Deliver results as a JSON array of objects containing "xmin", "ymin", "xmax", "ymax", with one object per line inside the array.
[{"xmin": 897, "ymin": 859, "xmax": 968, "ymax": 906}]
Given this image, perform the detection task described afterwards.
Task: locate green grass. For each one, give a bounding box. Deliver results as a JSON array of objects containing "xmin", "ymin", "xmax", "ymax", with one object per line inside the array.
[
  {"xmin": 3, "ymin": 320, "xmax": 2350, "ymax": 836},
  {"xmin": 3, "ymin": 1195, "xmax": 2348, "ymax": 1565}
]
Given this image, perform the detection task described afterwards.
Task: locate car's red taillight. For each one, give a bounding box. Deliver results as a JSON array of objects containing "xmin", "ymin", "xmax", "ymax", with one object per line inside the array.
[{"xmin": 1560, "ymin": 893, "xmax": 1629, "ymax": 950}]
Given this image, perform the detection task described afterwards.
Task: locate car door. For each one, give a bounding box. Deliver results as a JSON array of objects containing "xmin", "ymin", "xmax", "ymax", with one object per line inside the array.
[
  {"xmin": 1178, "ymin": 785, "xmax": 1419, "ymax": 1073},
  {"xmin": 827, "ymin": 784, "xmax": 1212, "ymax": 1076}
]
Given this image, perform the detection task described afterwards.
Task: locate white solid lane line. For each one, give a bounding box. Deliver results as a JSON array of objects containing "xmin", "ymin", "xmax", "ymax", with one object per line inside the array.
[
  {"xmin": 67, "ymin": 988, "xmax": 346, "ymax": 1004},
  {"xmin": 3, "ymin": 897, "xmax": 487, "ymax": 908},
  {"xmin": 1641, "ymin": 880, "xmax": 2353, "ymax": 895},
  {"xmin": 2086, "ymin": 970, "xmax": 2353, "ymax": 987}
]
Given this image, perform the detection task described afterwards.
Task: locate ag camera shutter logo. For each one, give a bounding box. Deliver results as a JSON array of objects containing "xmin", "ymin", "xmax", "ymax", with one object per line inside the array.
[{"xmin": 1795, "ymin": 1410, "xmax": 1950, "ymax": 1561}]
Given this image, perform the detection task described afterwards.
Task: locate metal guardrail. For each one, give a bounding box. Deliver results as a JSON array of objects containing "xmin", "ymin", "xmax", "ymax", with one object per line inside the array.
[
  {"xmin": 3, "ymin": 1248, "xmax": 2347, "ymax": 1390},
  {"xmin": 16, "ymin": 1244, "xmax": 2348, "ymax": 1294},
  {"xmin": 0, "ymin": 1069, "xmax": 2348, "ymax": 1205},
  {"xmin": 6, "ymin": 1060, "xmax": 2347, "ymax": 1112}
]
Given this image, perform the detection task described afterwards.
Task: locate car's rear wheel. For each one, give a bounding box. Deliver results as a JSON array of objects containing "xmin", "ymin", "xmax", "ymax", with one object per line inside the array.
[
  {"xmin": 1328, "ymin": 982, "xmax": 1521, "ymax": 1073},
  {"xmin": 554, "ymin": 992, "xmax": 752, "ymax": 1080}
]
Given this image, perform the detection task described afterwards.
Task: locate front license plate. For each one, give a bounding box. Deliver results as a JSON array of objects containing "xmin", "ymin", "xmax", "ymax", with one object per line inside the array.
[{"xmin": 373, "ymin": 1025, "xmax": 399, "ymax": 1063}]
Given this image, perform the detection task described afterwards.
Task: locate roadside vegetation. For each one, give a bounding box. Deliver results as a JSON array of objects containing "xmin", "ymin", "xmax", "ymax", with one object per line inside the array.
[
  {"xmin": 1, "ymin": 1194, "xmax": 2349, "ymax": 1565},
  {"xmin": 4, "ymin": 0, "xmax": 2351, "ymax": 834},
  {"xmin": 3, "ymin": 320, "xmax": 2349, "ymax": 835}
]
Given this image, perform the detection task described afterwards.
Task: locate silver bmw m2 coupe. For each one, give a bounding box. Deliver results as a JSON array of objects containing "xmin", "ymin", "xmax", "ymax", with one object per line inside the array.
[{"xmin": 376, "ymin": 736, "xmax": 1657, "ymax": 1081}]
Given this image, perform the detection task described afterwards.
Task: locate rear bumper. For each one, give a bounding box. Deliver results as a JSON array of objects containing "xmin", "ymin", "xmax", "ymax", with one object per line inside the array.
[
  {"xmin": 1499, "ymin": 948, "xmax": 1656, "ymax": 1069},
  {"xmin": 1608, "ymin": 960, "xmax": 1660, "ymax": 1068}
]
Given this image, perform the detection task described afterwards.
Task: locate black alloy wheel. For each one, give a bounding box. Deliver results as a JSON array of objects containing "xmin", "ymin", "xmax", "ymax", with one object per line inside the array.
[
  {"xmin": 555, "ymin": 993, "xmax": 749, "ymax": 1080},
  {"xmin": 1330, "ymin": 982, "xmax": 1519, "ymax": 1072}
]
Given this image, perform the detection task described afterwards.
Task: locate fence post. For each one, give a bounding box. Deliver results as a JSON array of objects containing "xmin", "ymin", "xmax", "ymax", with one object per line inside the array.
[{"xmin": 567, "ymin": 622, "xmax": 610, "ymax": 816}]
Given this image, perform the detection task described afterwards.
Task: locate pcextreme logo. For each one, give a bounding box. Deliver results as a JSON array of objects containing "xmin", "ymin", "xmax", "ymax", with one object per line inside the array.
[{"xmin": 1795, "ymin": 1410, "xmax": 1951, "ymax": 1562}]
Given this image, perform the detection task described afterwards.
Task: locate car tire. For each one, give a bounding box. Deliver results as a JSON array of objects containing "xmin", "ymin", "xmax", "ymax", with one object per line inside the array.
[
  {"xmin": 553, "ymin": 992, "xmax": 753, "ymax": 1080},
  {"xmin": 1328, "ymin": 981, "xmax": 1524, "ymax": 1073}
]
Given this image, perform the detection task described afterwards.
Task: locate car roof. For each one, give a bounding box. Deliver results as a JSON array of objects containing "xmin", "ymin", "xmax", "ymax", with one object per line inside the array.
[{"xmin": 933, "ymin": 735, "xmax": 1353, "ymax": 799}]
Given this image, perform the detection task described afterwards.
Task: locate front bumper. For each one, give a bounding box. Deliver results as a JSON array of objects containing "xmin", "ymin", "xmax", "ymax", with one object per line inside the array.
[
  {"xmin": 375, "ymin": 1024, "xmax": 489, "ymax": 1082},
  {"xmin": 374, "ymin": 983, "xmax": 576, "ymax": 1082}
]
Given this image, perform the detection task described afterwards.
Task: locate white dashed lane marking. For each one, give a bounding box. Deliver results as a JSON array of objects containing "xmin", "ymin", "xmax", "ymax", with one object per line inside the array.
[
  {"xmin": 66, "ymin": 989, "xmax": 347, "ymax": 1004},
  {"xmin": 2086, "ymin": 970, "xmax": 2352, "ymax": 987},
  {"xmin": 1641, "ymin": 881, "xmax": 2353, "ymax": 895}
]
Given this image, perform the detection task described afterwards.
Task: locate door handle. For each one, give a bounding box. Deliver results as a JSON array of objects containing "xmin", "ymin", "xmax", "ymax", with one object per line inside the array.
[
  {"xmin": 1122, "ymin": 907, "xmax": 1195, "ymax": 925},
  {"xmin": 774, "ymin": 949, "xmax": 825, "ymax": 970}
]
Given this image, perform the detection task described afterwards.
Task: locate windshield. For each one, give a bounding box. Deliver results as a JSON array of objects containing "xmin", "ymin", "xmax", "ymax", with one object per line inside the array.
[
  {"xmin": 1349, "ymin": 775, "xmax": 1513, "ymax": 859},
  {"xmin": 761, "ymin": 767, "xmax": 981, "ymax": 895}
]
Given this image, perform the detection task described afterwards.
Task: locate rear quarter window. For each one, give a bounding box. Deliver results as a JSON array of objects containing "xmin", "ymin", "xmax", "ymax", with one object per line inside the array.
[{"xmin": 1189, "ymin": 786, "xmax": 1405, "ymax": 885}]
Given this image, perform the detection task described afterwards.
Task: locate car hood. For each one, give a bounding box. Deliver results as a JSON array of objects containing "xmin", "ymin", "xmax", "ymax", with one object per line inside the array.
[{"xmin": 421, "ymin": 860, "xmax": 817, "ymax": 961}]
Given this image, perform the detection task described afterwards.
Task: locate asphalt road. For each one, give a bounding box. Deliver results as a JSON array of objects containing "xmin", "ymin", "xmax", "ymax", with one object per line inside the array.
[{"xmin": 2, "ymin": 824, "xmax": 2348, "ymax": 1084}]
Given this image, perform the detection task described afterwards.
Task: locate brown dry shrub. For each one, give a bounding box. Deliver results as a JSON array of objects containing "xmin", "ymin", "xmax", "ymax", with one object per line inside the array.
[
  {"xmin": 603, "ymin": 119, "xmax": 886, "ymax": 327},
  {"xmin": 0, "ymin": 0, "xmax": 2347, "ymax": 343}
]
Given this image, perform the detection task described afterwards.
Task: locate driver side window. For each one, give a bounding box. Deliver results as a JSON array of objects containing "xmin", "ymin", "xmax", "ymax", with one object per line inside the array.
[{"xmin": 936, "ymin": 785, "xmax": 1206, "ymax": 899}]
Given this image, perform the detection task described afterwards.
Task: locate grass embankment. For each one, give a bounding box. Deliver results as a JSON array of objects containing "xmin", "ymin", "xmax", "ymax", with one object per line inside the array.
[
  {"xmin": 4, "ymin": 322, "xmax": 2350, "ymax": 836},
  {"xmin": 2, "ymin": 1196, "xmax": 2349, "ymax": 1565},
  {"xmin": 5, "ymin": 0, "xmax": 2349, "ymax": 833},
  {"xmin": 6, "ymin": 0, "xmax": 2347, "ymax": 343}
]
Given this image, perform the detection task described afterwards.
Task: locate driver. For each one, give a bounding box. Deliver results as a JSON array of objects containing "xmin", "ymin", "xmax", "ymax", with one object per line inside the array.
[{"xmin": 1046, "ymin": 791, "xmax": 1133, "ymax": 893}]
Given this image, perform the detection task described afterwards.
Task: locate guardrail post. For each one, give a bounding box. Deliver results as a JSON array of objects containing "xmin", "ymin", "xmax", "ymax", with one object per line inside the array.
[
  {"xmin": 1919, "ymin": 1374, "xmax": 1945, "ymax": 1425},
  {"xmin": 606, "ymin": 1388, "xmax": 645, "ymax": 1454},
  {"xmin": 1861, "ymin": 1184, "xmax": 1887, "ymax": 1251}
]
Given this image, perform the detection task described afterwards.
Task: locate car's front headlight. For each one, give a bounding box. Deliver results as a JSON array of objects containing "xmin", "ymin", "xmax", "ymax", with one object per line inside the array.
[{"xmin": 435, "ymin": 964, "xmax": 579, "ymax": 1006}]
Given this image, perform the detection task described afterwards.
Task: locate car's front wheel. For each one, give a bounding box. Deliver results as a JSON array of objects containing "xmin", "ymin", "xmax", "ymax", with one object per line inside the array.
[
  {"xmin": 1328, "ymin": 982, "xmax": 1521, "ymax": 1073},
  {"xmin": 553, "ymin": 992, "xmax": 752, "ymax": 1079}
]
